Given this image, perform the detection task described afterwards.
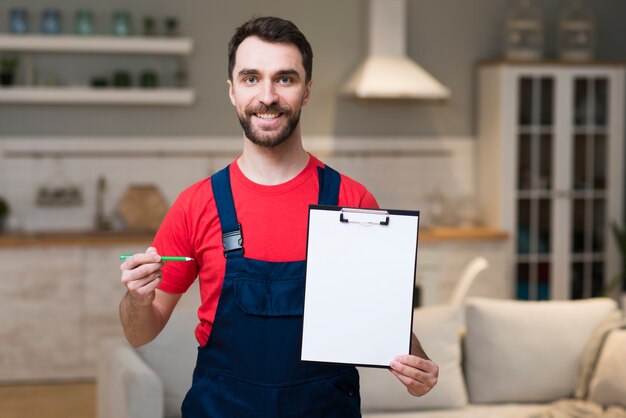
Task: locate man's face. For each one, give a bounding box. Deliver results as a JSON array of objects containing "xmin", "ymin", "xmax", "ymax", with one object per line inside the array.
[{"xmin": 228, "ymin": 36, "xmax": 312, "ymax": 148}]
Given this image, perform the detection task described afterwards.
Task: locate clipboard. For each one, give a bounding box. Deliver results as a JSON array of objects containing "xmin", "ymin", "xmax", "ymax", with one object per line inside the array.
[{"xmin": 301, "ymin": 205, "xmax": 420, "ymax": 368}]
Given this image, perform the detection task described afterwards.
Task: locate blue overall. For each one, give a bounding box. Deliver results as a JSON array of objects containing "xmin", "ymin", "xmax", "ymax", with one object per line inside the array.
[{"xmin": 181, "ymin": 164, "xmax": 361, "ymax": 418}]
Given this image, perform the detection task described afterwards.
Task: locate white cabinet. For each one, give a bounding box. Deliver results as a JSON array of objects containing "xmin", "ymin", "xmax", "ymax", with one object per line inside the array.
[
  {"xmin": 0, "ymin": 34, "xmax": 195, "ymax": 106},
  {"xmin": 478, "ymin": 62, "xmax": 625, "ymax": 300}
]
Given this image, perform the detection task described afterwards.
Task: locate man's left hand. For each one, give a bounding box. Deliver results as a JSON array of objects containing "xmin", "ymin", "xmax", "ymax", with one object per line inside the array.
[{"xmin": 389, "ymin": 354, "xmax": 439, "ymax": 397}]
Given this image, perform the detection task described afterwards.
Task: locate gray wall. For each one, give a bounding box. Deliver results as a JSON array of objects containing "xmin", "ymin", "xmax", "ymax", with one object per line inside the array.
[{"xmin": 0, "ymin": 0, "xmax": 625, "ymax": 137}]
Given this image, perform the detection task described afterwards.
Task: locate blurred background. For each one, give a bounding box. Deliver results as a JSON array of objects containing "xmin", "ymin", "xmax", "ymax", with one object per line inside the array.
[{"xmin": 0, "ymin": 0, "xmax": 625, "ymax": 417}]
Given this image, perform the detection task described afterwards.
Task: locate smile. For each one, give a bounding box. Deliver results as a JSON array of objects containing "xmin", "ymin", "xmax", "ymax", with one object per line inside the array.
[{"xmin": 254, "ymin": 112, "xmax": 282, "ymax": 120}]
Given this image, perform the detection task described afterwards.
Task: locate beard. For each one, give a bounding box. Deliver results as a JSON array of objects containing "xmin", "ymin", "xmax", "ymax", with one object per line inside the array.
[{"xmin": 236, "ymin": 103, "xmax": 301, "ymax": 148}]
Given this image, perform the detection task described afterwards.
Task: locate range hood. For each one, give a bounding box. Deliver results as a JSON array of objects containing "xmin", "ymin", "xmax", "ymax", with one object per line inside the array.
[{"xmin": 342, "ymin": 0, "xmax": 450, "ymax": 100}]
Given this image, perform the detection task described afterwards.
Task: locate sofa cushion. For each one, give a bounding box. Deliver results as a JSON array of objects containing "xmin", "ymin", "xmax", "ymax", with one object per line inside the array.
[
  {"xmin": 464, "ymin": 297, "xmax": 617, "ymax": 404},
  {"xmin": 574, "ymin": 310, "xmax": 623, "ymax": 399},
  {"xmin": 136, "ymin": 308, "xmax": 198, "ymax": 418},
  {"xmin": 362, "ymin": 403, "xmax": 547, "ymax": 418},
  {"xmin": 359, "ymin": 305, "xmax": 467, "ymax": 412},
  {"xmin": 587, "ymin": 328, "xmax": 626, "ymax": 409}
]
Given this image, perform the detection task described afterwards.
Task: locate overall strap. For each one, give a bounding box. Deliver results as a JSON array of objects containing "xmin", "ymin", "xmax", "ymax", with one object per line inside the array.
[
  {"xmin": 211, "ymin": 165, "xmax": 244, "ymax": 258},
  {"xmin": 212, "ymin": 163, "xmax": 341, "ymax": 258},
  {"xmin": 317, "ymin": 164, "xmax": 341, "ymax": 206}
]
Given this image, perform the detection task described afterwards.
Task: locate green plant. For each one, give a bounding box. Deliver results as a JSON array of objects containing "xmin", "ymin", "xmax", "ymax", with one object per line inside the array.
[
  {"xmin": 603, "ymin": 221, "xmax": 626, "ymax": 297},
  {"xmin": 0, "ymin": 55, "xmax": 18, "ymax": 72},
  {"xmin": 0, "ymin": 196, "xmax": 9, "ymax": 218}
]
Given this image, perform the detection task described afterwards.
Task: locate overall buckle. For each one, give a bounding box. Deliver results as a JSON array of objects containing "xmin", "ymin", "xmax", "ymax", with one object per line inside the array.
[{"xmin": 222, "ymin": 225, "xmax": 243, "ymax": 257}]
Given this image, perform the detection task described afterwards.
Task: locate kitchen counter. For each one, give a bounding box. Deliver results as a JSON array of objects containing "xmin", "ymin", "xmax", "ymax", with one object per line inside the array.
[
  {"xmin": 0, "ymin": 227, "xmax": 508, "ymax": 249},
  {"xmin": 420, "ymin": 227, "xmax": 508, "ymax": 242},
  {"xmin": 0, "ymin": 230, "xmax": 154, "ymax": 248},
  {"xmin": 0, "ymin": 226, "xmax": 510, "ymax": 382}
]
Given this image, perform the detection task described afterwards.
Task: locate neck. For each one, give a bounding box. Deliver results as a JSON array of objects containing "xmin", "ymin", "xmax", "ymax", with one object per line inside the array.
[{"xmin": 238, "ymin": 127, "xmax": 310, "ymax": 185}]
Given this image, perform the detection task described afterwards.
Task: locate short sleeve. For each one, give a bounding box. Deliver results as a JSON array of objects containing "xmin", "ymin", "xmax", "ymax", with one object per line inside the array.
[
  {"xmin": 359, "ymin": 190, "xmax": 379, "ymax": 209},
  {"xmin": 152, "ymin": 197, "xmax": 198, "ymax": 294}
]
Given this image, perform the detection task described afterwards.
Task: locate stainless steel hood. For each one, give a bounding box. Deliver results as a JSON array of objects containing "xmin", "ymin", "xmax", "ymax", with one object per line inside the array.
[{"xmin": 342, "ymin": 0, "xmax": 450, "ymax": 100}]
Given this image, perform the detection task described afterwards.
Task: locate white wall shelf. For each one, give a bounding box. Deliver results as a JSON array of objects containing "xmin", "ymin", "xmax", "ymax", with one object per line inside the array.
[
  {"xmin": 0, "ymin": 87, "xmax": 195, "ymax": 106},
  {"xmin": 0, "ymin": 34, "xmax": 193, "ymax": 55}
]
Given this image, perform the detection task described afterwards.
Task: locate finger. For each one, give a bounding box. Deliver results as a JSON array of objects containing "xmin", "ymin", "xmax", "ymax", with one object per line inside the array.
[
  {"xmin": 127, "ymin": 271, "xmax": 161, "ymax": 291},
  {"xmin": 389, "ymin": 369, "xmax": 431, "ymax": 396},
  {"xmin": 394, "ymin": 355, "xmax": 438, "ymax": 374},
  {"xmin": 121, "ymin": 263, "xmax": 163, "ymax": 287},
  {"xmin": 121, "ymin": 250, "xmax": 161, "ymax": 270},
  {"xmin": 390, "ymin": 360, "xmax": 431, "ymax": 383},
  {"xmin": 132, "ymin": 274, "xmax": 162, "ymax": 297}
]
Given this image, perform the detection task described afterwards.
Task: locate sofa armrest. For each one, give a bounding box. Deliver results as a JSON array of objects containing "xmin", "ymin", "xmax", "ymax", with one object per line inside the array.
[{"xmin": 97, "ymin": 337, "xmax": 164, "ymax": 418}]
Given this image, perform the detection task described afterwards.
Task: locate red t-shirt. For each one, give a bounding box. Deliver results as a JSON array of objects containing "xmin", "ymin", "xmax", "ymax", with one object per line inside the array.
[{"xmin": 153, "ymin": 154, "xmax": 378, "ymax": 345}]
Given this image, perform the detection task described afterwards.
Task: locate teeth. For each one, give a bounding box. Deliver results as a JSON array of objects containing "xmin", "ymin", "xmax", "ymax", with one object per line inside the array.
[{"xmin": 256, "ymin": 113, "xmax": 279, "ymax": 120}]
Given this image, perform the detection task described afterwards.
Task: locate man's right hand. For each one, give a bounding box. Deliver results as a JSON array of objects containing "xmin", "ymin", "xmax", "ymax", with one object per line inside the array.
[{"xmin": 120, "ymin": 246, "xmax": 164, "ymax": 306}]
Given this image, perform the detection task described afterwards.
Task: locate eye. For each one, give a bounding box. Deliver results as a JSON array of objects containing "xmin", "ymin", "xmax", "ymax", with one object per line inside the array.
[
  {"xmin": 243, "ymin": 76, "xmax": 257, "ymax": 85},
  {"xmin": 277, "ymin": 76, "xmax": 294, "ymax": 85}
]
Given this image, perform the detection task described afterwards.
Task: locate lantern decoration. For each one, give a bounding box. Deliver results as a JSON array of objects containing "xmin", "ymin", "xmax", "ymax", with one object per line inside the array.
[
  {"xmin": 558, "ymin": 0, "xmax": 595, "ymax": 61},
  {"xmin": 505, "ymin": 0, "xmax": 544, "ymax": 61}
]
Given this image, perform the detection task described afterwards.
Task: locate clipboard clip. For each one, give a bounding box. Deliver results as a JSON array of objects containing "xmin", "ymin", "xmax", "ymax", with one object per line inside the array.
[{"xmin": 339, "ymin": 208, "xmax": 390, "ymax": 226}]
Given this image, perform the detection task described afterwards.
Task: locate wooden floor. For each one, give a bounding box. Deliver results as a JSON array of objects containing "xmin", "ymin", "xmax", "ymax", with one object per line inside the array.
[{"xmin": 0, "ymin": 382, "xmax": 95, "ymax": 418}]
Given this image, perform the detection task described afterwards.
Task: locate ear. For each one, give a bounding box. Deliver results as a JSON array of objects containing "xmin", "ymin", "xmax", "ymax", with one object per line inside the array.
[
  {"xmin": 301, "ymin": 80, "xmax": 313, "ymax": 106},
  {"xmin": 227, "ymin": 79, "xmax": 236, "ymax": 106}
]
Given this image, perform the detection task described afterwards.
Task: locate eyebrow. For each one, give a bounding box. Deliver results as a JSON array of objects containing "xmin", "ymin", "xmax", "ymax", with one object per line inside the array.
[
  {"xmin": 275, "ymin": 69, "xmax": 300, "ymax": 78},
  {"xmin": 237, "ymin": 68, "xmax": 301, "ymax": 79}
]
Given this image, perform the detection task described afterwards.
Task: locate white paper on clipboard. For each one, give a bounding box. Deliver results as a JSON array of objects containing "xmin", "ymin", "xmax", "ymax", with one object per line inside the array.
[{"xmin": 301, "ymin": 206, "xmax": 419, "ymax": 367}]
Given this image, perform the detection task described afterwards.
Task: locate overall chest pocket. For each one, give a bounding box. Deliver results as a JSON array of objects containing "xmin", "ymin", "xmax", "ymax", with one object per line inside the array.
[{"xmin": 234, "ymin": 277, "xmax": 305, "ymax": 317}]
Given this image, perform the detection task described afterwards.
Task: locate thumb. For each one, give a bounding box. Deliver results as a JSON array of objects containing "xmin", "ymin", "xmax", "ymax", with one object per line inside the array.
[{"xmin": 145, "ymin": 247, "xmax": 161, "ymax": 263}]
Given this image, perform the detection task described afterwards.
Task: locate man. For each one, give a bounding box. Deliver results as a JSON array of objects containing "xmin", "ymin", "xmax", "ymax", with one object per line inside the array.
[{"xmin": 119, "ymin": 16, "xmax": 438, "ymax": 417}]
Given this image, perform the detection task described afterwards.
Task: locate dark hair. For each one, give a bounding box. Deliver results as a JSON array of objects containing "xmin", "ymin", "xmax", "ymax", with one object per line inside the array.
[{"xmin": 228, "ymin": 16, "xmax": 313, "ymax": 83}]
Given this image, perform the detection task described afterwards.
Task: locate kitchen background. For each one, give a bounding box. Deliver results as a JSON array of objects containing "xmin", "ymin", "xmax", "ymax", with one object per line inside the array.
[
  {"xmin": 0, "ymin": 0, "xmax": 625, "ymax": 384},
  {"xmin": 0, "ymin": 0, "xmax": 625, "ymax": 233}
]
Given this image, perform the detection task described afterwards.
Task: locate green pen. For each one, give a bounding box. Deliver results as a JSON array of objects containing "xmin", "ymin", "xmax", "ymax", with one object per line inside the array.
[{"xmin": 119, "ymin": 254, "xmax": 194, "ymax": 262}]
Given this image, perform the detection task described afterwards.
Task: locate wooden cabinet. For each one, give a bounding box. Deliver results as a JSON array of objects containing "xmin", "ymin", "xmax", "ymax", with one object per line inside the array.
[
  {"xmin": 478, "ymin": 62, "xmax": 625, "ymax": 300},
  {"xmin": 0, "ymin": 228, "xmax": 508, "ymax": 381},
  {"xmin": 0, "ymin": 243, "xmax": 145, "ymax": 381}
]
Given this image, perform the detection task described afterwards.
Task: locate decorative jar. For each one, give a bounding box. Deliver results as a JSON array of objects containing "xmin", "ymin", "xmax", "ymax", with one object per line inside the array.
[
  {"xmin": 112, "ymin": 10, "xmax": 132, "ymax": 36},
  {"xmin": 74, "ymin": 10, "xmax": 94, "ymax": 35},
  {"xmin": 9, "ymin": 7, "xmax": 29, "ymax": 34},
  {"xmin": 140, "ymin": 70, "xmax": 159, "ymax": 88},
  {"xmin": 41, "ymin": 9, "xmax": 62, "ymax": 34}
]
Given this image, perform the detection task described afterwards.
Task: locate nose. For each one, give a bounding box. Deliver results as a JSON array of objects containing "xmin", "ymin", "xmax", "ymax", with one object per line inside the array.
[{"xmin": 258, "ymin": 80, "xmax": 278, "ymax": 106}]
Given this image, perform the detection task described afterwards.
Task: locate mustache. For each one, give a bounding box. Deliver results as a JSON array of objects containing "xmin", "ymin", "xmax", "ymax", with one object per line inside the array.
[{"xmin": 245, "ymin": 104, "xmax": 291, "ymax": 115}]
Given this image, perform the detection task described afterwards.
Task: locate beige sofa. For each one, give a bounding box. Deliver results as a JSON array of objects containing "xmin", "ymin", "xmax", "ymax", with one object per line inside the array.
[
  {"xmin": 359, "ymin": 297, "xmax": 625, "ymax": 418},
  {"xmin": 97, "ymin": 296, "xmax": 625, "ymax": 418}
]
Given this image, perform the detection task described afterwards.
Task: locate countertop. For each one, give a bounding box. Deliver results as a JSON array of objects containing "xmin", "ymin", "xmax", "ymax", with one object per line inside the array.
[
  {"xmin": 0, "ymin": 227, "xmax": 508, "ymax": 249},
  {"xmin": 0, "ymin": 231, "xmax": 154, "ymax": 248}
]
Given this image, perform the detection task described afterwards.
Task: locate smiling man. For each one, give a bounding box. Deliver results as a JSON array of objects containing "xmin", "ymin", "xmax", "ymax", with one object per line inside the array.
[
  {"xmin": 118, "ymin": 16, "xmax": 438, "ymax": 418},
  {"xmin": 230, "ymin": 38, "xmax": 304, "ymax": 148}
]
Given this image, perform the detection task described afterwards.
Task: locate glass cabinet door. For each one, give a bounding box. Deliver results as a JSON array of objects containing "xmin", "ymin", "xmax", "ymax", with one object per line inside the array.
[
  {"xmin": 570, "ymin": 76, "xmax": 609, "ymax": 299},
  {"xmin": 515, "ymin": 76, "xmax": 554, "ymax": 300}
]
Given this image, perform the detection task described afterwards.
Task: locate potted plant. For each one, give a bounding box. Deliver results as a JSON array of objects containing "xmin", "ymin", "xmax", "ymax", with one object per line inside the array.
[
  {"xmin": 0, "ymin": 55, "xmax": 19, "ymax": 86},
  {"xmin": 0, "ymin": 196, "xmax": 10, "ymax": 233},
  {"xmin": 603, "ymin": 221, "xmax": 626, "ymax": 308}
]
